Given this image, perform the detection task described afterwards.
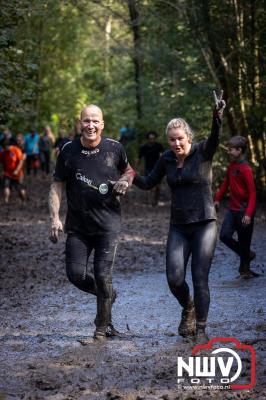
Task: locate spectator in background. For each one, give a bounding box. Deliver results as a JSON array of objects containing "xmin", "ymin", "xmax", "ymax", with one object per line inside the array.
[
  {"xmin": 0, "ymin": 135, "xmax": 26, "ymax": 204},
  {"xmin": 119, "ymin": 125, "xmax": 135, "ymax": 146},
  {"xmin": 0, "ymin": 127, "xmax": 12, "ymax": 149},
  {"xmin": 24, "ymin": 129, "xmax": 40, "ymax": 175},
  {"xmin": 15, "ymin": 133, "xmax": 26, "ymax": 171},
  {"xmin": 15, "ymin": 133, "xmax": 26, "ymax": 153},
  {"xmin": 39, "ymin": 125, "xmax": 55, "ymax": 175}
]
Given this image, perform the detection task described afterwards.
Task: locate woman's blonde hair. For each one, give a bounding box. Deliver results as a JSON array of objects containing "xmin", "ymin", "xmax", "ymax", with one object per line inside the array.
[{"xmin": 166, "ymin": 118, "xmax": 194, "ymax": 142}]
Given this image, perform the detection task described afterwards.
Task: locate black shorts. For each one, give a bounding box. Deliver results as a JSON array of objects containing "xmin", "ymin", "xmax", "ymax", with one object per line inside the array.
[{"xmin": 3, "ymin": 176, "xmax": 25, "ymax": 191}]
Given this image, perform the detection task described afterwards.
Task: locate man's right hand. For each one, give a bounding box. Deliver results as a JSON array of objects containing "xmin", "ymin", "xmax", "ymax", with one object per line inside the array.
[{"xmin": 49, "ymin": 218, "xmax": 63, "ymax": 243}]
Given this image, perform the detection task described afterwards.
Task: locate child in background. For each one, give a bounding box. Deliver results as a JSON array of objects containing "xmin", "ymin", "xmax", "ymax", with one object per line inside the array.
[{"xmin": 214, "ymin": 136, "xmax": 258, "ymax": 278}]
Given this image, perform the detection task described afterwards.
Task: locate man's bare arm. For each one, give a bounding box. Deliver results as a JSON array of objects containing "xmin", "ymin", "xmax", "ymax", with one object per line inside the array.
[{"xmin": 48, "ymin": 181, "xmax": 64, "ymax": 243}]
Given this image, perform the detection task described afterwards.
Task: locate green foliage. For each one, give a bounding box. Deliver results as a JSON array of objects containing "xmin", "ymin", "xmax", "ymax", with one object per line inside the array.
[{"xmin": 1, "ymin": 0, "xmax": 265, "ymax": 194}]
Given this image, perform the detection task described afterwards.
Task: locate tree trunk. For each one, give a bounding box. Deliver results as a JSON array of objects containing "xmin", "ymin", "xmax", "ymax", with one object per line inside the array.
[
  {"xmin": 127, "ymin": 0, "xmax": 143, "ymax": 121},
  {"xmin": 104, "ymin": 0, "xmax": 112, "ymax": 78}
]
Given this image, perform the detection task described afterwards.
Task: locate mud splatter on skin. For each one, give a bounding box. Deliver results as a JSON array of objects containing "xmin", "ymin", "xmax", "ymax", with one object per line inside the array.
[{"xmin": 0, "ymin": 176, "xmax": 265, "ymax": 399}]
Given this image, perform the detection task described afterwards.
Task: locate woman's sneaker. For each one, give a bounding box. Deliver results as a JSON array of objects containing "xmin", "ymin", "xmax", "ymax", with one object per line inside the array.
[{"xmin": 178, "ymin": 301, "xmax": 196, "ymax": 337}]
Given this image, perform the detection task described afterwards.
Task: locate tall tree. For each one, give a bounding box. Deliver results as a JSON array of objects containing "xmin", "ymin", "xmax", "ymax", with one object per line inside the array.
[
  {"xmin": 127, "ymin": 0, "xmax": 143, "ymax": 121},
  {"xmin": 186, "ymin": 0, "xmax": 266, "ymax": 192}
]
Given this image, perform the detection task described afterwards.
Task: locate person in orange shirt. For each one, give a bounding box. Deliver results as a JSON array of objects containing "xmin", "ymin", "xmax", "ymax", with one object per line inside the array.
[{"xmin": 0, "ymin": 136, "xmax": 26, "ymax": 204}]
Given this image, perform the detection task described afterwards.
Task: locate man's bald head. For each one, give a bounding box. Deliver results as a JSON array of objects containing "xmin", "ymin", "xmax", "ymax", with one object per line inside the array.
[
  {"xmin": 79, "ymin": 104, "xmax": 104, "ymax": 147},
  {"xmin": 80, "ymin": 104, "xmax": 103, "ymax": 121}
]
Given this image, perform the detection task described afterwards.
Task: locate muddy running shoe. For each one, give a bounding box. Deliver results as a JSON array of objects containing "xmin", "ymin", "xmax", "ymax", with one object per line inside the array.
[
  {"xmin": 93, "ymin": 291, "xmax": 117, "ymax": 341},
  {"xmin": 194, "ymin": 323, "xmax": 209, "ymax": 345},
  {"xmin": 178, "ymin": 301, "xmax": 196, "ymax": 337},
  {"xmin": 94, "ymin": 324, "xmax": 126, "ymax": 340}
]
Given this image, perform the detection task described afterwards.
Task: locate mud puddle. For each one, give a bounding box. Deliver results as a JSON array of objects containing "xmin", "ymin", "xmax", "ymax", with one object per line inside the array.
[{"xmin": 0, "ymin": 177, "xmax": 265, "ymax": 399}]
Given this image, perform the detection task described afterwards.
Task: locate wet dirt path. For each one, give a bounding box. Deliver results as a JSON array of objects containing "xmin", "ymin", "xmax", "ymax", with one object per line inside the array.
[{"xmin": 0, "ymin": 178, "xmax": 265, "ymax": 399}]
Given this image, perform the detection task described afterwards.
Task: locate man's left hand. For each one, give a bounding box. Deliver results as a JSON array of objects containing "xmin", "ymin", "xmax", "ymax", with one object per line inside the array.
[
  {"xmin": 112, "ymin": 180, "xmax": 129, "ymax": 196},
  {"xmin": 242, "ymin": 215, "xmax": 251, "ymax": 226}
]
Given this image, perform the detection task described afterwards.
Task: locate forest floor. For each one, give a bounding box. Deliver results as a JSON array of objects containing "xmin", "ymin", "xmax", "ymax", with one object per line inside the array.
[{"xmin": 0, "ymin": 176, "xmax": 265, "ymax": 400}]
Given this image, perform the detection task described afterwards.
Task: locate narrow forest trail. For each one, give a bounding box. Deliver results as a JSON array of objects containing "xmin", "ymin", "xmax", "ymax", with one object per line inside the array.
[{"xmin": 0, "ymin": 177, "xmax": 265, "ymax": 400}]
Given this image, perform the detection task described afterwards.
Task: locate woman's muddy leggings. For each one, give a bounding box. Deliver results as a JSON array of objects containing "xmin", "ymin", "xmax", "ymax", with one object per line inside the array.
[
  {"xmin": 166, "ymin": 220, "xmax": 217, "ymax": 323},
  {"xmin": 65, "ymin": 232, "xmax": 118, "ymax": 331}
]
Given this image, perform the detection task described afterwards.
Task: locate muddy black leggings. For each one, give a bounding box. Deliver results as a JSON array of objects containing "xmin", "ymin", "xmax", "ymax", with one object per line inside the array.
[
  {"xmin": 65, "ymin": 232, "xmax": 118, "ymax": 330},
  {"xmin": 166, "ymin": 220, "xmax": 217, "ymax": 323}
]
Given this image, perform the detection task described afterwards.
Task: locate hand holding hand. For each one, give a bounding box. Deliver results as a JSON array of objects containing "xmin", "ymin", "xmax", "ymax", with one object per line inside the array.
[
  {"xmin": 49, "ymin": 218, "xmax": 63, "ymax": 243},
  {"xmin": 213, "ymin": 90, "xmax": 226, "ymax": 118},
  {"xmin": 111, "ymin": 180, "xmax": 129, "ymax": 196}
]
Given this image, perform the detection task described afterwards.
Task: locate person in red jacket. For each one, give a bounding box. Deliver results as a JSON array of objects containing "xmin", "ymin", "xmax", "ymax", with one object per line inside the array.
[
  {"xmin": 214, "ymin": 136, "xmax": 258, "ymax": 278},
  {"xmin": 0, "ymin": 136, "xmax": 26, "ymax": 204}
]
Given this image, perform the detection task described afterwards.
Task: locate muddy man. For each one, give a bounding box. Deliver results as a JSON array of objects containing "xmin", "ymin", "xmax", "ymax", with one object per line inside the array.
[{"xmin": 48, "ymin": 104, "xmax": 134, "ymax": 340}]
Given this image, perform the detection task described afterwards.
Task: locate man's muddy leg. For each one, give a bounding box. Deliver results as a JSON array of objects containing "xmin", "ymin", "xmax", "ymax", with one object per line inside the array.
[
  {"xmin": 93, "ymin": 235, "xmax": 118, "ymax": 339},
  {"xmin": 65, "ymin": 233, "xmax": 97, "ymax": 295}
]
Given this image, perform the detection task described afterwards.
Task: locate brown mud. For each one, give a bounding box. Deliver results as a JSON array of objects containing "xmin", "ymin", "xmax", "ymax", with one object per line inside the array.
[{"xmin": 0, "ymin": 176, "xmax": 265, "ymax": 400}]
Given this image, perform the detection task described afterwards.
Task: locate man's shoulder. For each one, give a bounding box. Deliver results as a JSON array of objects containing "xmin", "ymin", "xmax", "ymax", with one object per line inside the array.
[
  {"xmin": 60, "ymin": 138, "xmax": 79, "ymax": 154},
  {"xmin": 103, "ymin": 137, "xmax": 121, "ymax": 145},
  {"xmin": 102, "ymin": 136, "xmax": 124, "ymax": 150}
]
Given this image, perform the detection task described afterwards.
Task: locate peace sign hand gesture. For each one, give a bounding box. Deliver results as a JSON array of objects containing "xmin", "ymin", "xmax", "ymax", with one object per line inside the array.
[{"xmin": 213, "ymin": 90, "xmax": 226, "ymax": 118}]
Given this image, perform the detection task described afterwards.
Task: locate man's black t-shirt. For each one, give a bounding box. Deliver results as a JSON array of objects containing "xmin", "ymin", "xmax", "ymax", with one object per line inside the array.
[
  {"xmin": 139, "ymin": 142, "xmax": 164, "ymax": 174},
  {"xmin": 54, "ymin": 137, "xmax": 128, "ymax": 235}
]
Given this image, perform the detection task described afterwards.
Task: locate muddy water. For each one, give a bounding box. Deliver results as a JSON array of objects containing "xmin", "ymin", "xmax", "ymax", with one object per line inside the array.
[{"xmin": 0, "ymin": 177, "xmax": 265, "ymax": 399}]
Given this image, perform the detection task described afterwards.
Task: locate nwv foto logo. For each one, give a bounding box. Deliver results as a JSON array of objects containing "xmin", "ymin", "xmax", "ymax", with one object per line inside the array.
[{"xmin": 177, "ymin": 338, "xmax": 256, "ymax": 390}]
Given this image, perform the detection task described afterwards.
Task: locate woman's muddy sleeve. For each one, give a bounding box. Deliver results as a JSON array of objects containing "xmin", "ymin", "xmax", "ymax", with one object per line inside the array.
[
  {"xmin": 202, "ymin": 115, "xmax": 222, "ymax": 160},
  {"xmin": 133, "ymin": 157, "xmax": 165, "ymax": 190}
]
